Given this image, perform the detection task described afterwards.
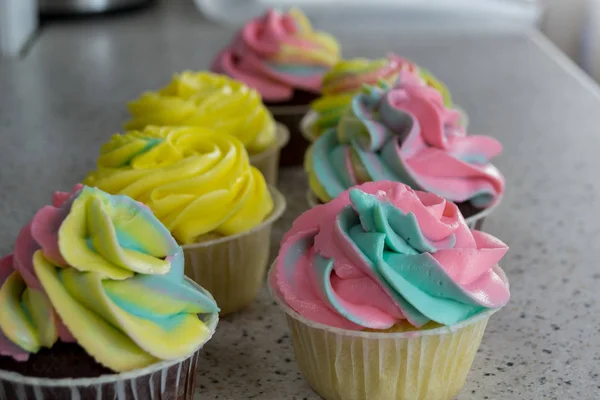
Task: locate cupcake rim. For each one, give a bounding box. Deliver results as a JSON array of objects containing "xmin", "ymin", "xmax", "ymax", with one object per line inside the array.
[
  {"xmin": 248, "ymin": 123, "xmax": 290, "ymax": 164},
  {"xmin": 305, "ymin": 190, "xmax": 504, "ymax": 227},
  {"xmin": 0, "ymin": 278, "xmax": 219, "ymax": 387},
  {"xmin": 182, "ymin": 185, "xmax": 286, "ymax": 249},
  {"xmin": 268, "ymin": 261, "xmax": 506, "ymax": 339}
]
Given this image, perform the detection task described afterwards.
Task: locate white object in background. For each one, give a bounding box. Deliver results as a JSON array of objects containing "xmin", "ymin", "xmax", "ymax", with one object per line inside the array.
[
  {"xmin": 581, "ymin": 0, "xmax": 600, "ymax": 80},
  {"xmin": 0, "ymin": 0, "xmax": 38, "ymax": 57},
  {"xmin": 195, "ymin": 0, "xmax": 540, "ymax": 32}
]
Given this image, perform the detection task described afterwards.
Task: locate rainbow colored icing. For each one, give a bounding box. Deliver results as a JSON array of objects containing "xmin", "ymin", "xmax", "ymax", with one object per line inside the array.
[
  {"xmin": 125, "ymin": 72, "xmax": 276, "ymax": 155},
  {"xmin": 211, "ymin": 8, "xmax": 340, "ymax": 102},
  {"xmin": 84, "ymin": 126, "xmax": 274, "ymax": 245},
  {"xmin": 272, "ymin": 181, "xmax": 510, "ymax": 330},
  {"xmin": 306, "ymin": 71, "xmax": 504, "ymax": 207},
  {"xmin": 310, "ymin": 54, "xmax": 453, "ymax": 138},
  {"xmin": 0, "ymin": 185, "xmax": 219, "ymax": 372}
]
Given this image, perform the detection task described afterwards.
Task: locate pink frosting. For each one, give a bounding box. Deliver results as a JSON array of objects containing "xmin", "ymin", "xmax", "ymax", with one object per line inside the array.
[
  {"xmin": 211, "ymin": 9, "xmax": 338, "ymax": 102},
  {"xmin": 0, "ymin": 185, "xmax": 83, "ymax": 358},
  {"xmin": 272, "ymin": 181, "xmax": 510, "ymax": 330}
]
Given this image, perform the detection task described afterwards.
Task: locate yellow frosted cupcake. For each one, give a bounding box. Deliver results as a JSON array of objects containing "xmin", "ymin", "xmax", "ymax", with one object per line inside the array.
[
  {"xmin": 125, "ymin": 71, "xmax": 289, "ymax": 185},
  {"xmin": 84, "ymin": 126, "xmax": 286, "ymax": 315},
  {"xmin": 269, "ymin": 181, "xmax": 510, "ymax": 400}
]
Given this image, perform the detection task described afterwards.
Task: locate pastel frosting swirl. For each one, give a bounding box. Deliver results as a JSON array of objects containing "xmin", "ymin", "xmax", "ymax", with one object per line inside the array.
[
  {"xmin": 125, "ymin": 72, "xmax": 276, "ymax": 155},
  {"xmin": 0, "ymin": 185, "xmax": 219, "ymax": 372},
  {"xmin": 273, "ymin": 181, "xmax": 510, "ymax": 330},
  {"xmin": 306, "ymin": 71, "xmax": 504, "ymax": 207},
  {"xmin": 310, "ymin": 54, "xmax": 453, "ymax": 138},
  {"xmin": 211, "ymin": 8, "xmax": 340, "ymax": 102},
  {"xmin": 84, "ymin": 126, "xmax": 273, "ymax": 245}
]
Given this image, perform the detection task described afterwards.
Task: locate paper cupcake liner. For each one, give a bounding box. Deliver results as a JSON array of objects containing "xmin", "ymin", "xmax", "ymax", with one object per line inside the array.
[
  {"xmin": 306, "ymin": 190, "xmax": 502, "ymax": 231},
  {"xmin": 267, "ymin": 104, "xmax": 310, "ymax": 167},
  {"xmin": 0, "ymin": 280, "xmax": 218, "ymax": 400},
  {"xmin": 249, "ymin": 123, "xmax": 290, "ymax": 186},
  {"xmin": 183, "ymin": 186, "xmax": 286, "ymax": 316},
  {"xmin": 269, "ymin": 264, "xmax": 502, "ymax": 400},
  {"xmin": 300, "ymin": 109, "xmax": 319, "ymax": 143}
]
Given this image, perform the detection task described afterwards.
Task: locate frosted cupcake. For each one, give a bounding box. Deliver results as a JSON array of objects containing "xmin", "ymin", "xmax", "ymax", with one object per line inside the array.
[
  {"xmin": 270, "ymin": 181, "xmax": 510, "ymax": 400},
  {"xmin": 84, "ymin": 126, "xmax": 286, "ymax": 315},
  {"xmin": 306, "ymin": 71, "xmax": 503, "ymax": 229},
  {"xmin": 125, "ymin": 71, "xmax": 288, "ymax": 185},
  {"xmin": 212, "ymin": 8, "xmax": 340, "ymax": 166},
  {"xmin": 0, "ymin": 185, "xmax": 219, "ymax": 400},
  {"xmin": 302, "ymin": 54, "xmax": 458, "ymax": 141}
]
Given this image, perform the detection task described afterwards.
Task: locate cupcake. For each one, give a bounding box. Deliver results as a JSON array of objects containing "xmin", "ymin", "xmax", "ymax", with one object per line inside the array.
[
  {"xmin": 0, "ymin": 185, "xmax": 219, "ymax": 400},
  {"xmin": 125, "ymin": 71, "xmax": 288, "ymax": 185},
  {"xmin": 211, "ymin": 8, "xmax": 340, "ymax": 166},
  {"xmin": 305, "ymin": 72, "xmax": 504, "ymax": 229},
  {"xmin": 302, "ymin": 54, "xmax": 457, "ymax": 141},
  {"xmin": 84, "ymin": 126, "xmax": 286, "ymax": 315},
  {"xmin": 269, "ymin": 181, "xmax": 510, "ymax": 400}
]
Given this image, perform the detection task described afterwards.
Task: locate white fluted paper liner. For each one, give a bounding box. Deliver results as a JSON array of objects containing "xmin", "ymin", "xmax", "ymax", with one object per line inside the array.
[
  {"xmin": 183, "ymin": 186, "xmax": 286, "ymax": 316},
  {"xmin": 300, "ymin": 105, "xmax": 469, "ymax": 145},
  {"xmin": 269, "ymin": 264, "xmax": 503, "ymax": 400},
  {"xmin": 306, "ymin": 190, "xmax": 503, "ymax": 231},
  {"xmin": 0, "ymin": 280, "xmax": 218, "ymax": 400},
  {"xmin": 249, "ymin": 123, "xmax": 290, "ymax": 186}
]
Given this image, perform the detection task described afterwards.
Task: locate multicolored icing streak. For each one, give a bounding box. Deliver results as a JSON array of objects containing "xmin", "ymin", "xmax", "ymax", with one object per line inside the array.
[
  {"xmin": 125, "ymin": 71, "xmax": 276, "ymax": 155},
  {"xmin": 211, "ymin": 8, "xmax": 340, "ymax": 102},
  {"xmin": 272, "ymin": 181, "xmax": 510, "ymax": 330},
  {"xmin": 308, "ymin": 54, "xmax": 454, "ymax": 138},
  {"xmin": 306, "ymin": 71, "xmax": 504, "ymax": 207},
  {"xmin": 84, "ymin": 126, "xmax": 274, "ymax": 245},
  {"xmin": 0, "ymin": 186, "xmax": 219, "ymax": 372}
]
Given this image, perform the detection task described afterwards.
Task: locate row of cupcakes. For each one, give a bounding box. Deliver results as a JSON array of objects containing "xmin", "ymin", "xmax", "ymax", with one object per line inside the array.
[{"xmin": 0, "ymin": 8, "xmax": 510, "ymax": 400}]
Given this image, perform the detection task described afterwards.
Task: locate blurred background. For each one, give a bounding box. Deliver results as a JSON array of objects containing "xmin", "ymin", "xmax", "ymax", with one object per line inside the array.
[{"xmin": 1, "ymin": 0, "xmax": 598, "ymax": 79}]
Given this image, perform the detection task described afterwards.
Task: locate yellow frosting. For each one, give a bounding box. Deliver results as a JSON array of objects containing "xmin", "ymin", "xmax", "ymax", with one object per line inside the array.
[
  {"xmin": 84, "ymin": 126, "xmax": 274, "ymax": 245},
  {"xmin": 125, "ymin": 72, "xmax": 277, "ymax": 155}
]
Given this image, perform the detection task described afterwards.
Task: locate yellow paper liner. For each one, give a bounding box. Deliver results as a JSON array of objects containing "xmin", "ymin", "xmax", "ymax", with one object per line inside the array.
[
  {"xmin": 269, "ymin": 263, "xmax": 502, "ymax": 400},
  {"xmin": 183, "ymin": 186, "xmax": 286, "ymax": 316}
]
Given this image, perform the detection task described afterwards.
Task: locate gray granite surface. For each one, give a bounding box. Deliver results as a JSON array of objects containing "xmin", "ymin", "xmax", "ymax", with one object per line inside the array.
[{"xmin": 1, "ymin": 0, "xmax": 600, "ymax": 399}]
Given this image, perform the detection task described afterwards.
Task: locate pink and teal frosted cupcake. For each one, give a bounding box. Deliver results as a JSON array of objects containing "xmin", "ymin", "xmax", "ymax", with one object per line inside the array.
[
  {"xmin": 0, "ymin": 185, "xmax": 218, "ymax": 399},
  {"xmin": 305, "ymin": 70, "xmax": 503, "ymax": 228},
  {"xmin": 212, "ymin": 8, "xmax": 340, "ymax": 165},
  {"xmin": 270, "ymin": 181, "xmax": 510, "ymax": 400}
]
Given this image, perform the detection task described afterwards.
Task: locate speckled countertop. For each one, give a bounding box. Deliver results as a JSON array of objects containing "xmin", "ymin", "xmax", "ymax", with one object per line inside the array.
[{"xmin": 1, "ymin": 1, "xmax": 600, "ymax": 399}]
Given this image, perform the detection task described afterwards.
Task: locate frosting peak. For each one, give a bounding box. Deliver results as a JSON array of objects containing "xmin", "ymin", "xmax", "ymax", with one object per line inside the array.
[
  {"xmin": 273, "ymin": 181, "xmax": 509, "ymax": 331},
  {"xmin": 307, "ymin": 74, "xmax": 504, "ymax": 207},
  {"xmin": 0, "ymin": 186, "xmax": 218, "ymax": 372},
  {"xmin": 211, "ymin": 8, "xmax": 340, "ymax": 102}
]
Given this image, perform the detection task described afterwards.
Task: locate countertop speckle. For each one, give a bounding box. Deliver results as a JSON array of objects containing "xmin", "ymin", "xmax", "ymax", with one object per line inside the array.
[{"xmin": 1, "ymin": 1, "xmax": 600, "ymax": 399}]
